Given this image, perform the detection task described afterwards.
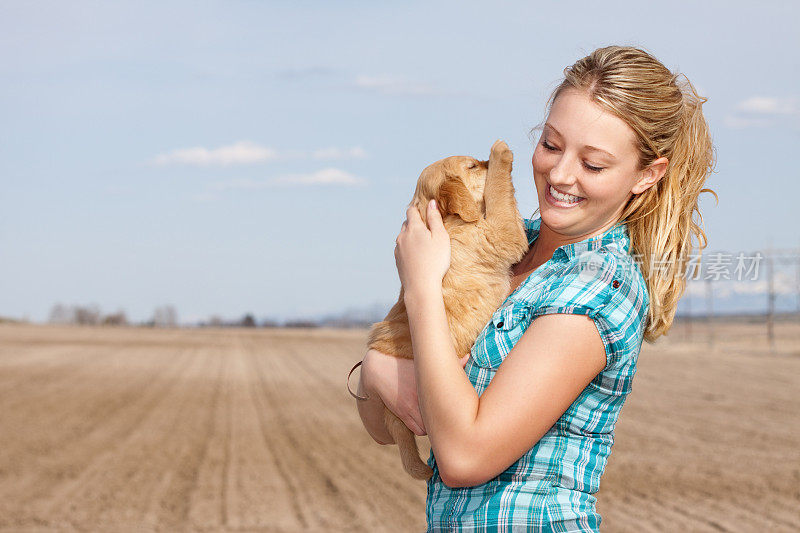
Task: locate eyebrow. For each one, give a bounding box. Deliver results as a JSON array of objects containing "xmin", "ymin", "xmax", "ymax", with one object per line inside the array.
[{"xmin": 544, "ymin": 123, "xmax": 617, "ymax": 160}]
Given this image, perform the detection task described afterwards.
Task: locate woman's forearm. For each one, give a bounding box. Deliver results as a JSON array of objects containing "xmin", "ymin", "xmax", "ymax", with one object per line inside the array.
[
  {"xmin": 355, "ymin": 357, "xmax": 395, "ymax": 445},
  {"xmin": 404, "ymin": 286, "xmax": 480, "ymax": 476}
]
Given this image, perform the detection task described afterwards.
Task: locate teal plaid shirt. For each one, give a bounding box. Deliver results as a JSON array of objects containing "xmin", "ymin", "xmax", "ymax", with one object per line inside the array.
[{"xmin": 426, "ymin": 216, "xmax": 649, "ymax": 532}]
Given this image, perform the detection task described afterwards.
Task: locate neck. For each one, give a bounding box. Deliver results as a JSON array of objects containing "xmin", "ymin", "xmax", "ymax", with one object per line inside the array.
[{"xmin": 531, "ymin": 216, "xmax": 622, "ymax": 268}]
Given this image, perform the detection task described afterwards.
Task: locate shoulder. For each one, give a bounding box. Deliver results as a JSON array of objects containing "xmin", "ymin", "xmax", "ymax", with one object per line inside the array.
[
  {"xmin": 599, "ymin": 243, "xmax": 649, "ymax": 329},
  {"xmin": 530, "ymin": 240, "xmax": 649, "ymax": 369},
  {"xmin": 580, "ymin": 242, "xmax": 649, "ymax": 369},
  {"xmin": 530, "ymin": 243, "xmax": 631, "ymax": 315}
]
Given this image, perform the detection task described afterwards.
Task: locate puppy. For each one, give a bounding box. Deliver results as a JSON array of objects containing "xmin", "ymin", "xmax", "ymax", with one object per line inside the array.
[{"xmin": 367, "ymin": 140, "xmax": 529, "ymax": 480}]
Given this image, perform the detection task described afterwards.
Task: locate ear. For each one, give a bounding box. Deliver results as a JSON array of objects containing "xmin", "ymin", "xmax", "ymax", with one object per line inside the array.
[
  {"xmin": 631, "ymin": 156, "xmax": 669, "ymax": 195},
  {"xmin": 437, "ymin": 176, "xmax": 481, "ymax": 223}
]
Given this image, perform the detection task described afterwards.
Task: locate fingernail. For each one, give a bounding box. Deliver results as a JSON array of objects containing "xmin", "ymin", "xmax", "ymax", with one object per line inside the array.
[{"xmin": 429, "ymin": 199, "xmax": 437, "ymax": 210}]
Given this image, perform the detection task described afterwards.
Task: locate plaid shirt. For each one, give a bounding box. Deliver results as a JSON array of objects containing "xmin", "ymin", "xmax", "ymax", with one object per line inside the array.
[{"xmin": 426, "ymin": 216, "xmax": 649, "ymax": 532}]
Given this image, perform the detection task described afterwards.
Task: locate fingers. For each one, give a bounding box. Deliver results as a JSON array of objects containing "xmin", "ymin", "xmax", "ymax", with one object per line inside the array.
[
  {"xmin": 426, "ymin": 198, "xmax": 445, "ymax": 233},
  {"xmin": 406, "ymin": 205, "xmax": 421, "ymax": 226},
  {"xmin": 396, "ymin": 215, "xmax": 408, "ymax": 248},
  {"xmin": 459, "ymin": 353, "xmax": 471, "ymax": 368},
  {"xmin": 404, "ymin": 201, "xmax": 446, "ymax": 234}
]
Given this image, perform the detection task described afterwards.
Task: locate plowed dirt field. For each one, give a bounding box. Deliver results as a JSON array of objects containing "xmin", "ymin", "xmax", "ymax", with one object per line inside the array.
[{"xmin": 0, "ymin": 322, "xmax": 798, "ymax": 532}]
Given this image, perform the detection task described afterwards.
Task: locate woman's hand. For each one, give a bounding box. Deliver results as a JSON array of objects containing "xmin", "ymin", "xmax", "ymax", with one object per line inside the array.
[
  {"xmin": 362, "ymin": 348, "xmax": 470, "ymax": 437},
  {"xmin": 395, "ymin": 199, "xmax": 451, "ymax": 297}
]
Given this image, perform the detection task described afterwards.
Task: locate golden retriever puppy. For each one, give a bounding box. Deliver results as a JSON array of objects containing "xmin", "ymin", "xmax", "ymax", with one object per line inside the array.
[{"xmin": 366, "ymin": 139, "xmax": 529, "ymax": 480}]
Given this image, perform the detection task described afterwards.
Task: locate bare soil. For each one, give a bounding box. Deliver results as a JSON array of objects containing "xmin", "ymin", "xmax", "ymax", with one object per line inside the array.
[{"xmin": 0, "ymin": 321, "xmax": 797, "ymax": 532}]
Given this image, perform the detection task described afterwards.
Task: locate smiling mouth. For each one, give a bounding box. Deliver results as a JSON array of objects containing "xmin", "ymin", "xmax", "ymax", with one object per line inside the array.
[{"xmin": 546, "ymin": 184, "xmax": 585, "ymax": 206}]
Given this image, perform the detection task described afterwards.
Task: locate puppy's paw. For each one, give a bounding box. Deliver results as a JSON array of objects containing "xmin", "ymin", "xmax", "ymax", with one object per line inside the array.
[{"xmin": 490, "ymin": 140, "xmax": 513, "ymax": 165}]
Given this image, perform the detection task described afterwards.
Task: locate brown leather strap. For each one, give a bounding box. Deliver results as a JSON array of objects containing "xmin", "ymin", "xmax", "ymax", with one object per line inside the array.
[{"xmin": 347, "ymin": 359, "xmax": 371, "ymax": 401}]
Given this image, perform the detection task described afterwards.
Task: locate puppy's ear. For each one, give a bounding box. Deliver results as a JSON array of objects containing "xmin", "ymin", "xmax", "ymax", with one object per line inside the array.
[{"xmin": 437, "ymin": 177, "xmax": 481, "ymax": 223}]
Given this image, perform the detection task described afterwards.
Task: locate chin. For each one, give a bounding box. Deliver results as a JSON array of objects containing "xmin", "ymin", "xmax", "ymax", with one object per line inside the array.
[
  {"xmin": 539, "ymin": 207, "xmax": 595, "ymax": 239},
  {"xmin": 539, "ymin": 204, "xmax": 576, "ymax": 229}
]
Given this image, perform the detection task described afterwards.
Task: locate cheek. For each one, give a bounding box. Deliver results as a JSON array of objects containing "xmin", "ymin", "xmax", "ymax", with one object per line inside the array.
[
  {"xmin": 531, "ymin": 147, "xmax": 549, "ymax": 176},
  {"xmin": 582, "ymin": 176, "xmax": 632, "ymax": 208}
]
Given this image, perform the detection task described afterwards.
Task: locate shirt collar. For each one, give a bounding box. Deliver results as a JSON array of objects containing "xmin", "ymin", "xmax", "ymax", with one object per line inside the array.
[{"xmin": 523, "ymin": 215, "xmax": 631, "ymax": 262}]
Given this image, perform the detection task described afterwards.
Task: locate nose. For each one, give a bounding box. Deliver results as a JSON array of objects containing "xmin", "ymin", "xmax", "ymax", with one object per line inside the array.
[{"xmin": 548, "ymin": 153, "xmax": 579, "ymax": 187}]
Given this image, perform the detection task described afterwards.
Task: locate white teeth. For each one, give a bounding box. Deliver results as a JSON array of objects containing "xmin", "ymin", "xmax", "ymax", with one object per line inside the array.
[{"xmin": 549, "ymin": 185, "xmax": 583, "ymax": 204}]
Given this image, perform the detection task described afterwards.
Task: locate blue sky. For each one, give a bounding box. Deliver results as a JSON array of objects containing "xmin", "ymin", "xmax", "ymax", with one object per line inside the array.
[{"xmin": 1, "ymin": 1, "xmax": 798, "ymax": 324}]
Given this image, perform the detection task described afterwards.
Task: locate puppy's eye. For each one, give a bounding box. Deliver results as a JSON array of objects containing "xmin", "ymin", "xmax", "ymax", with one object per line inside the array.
[{"xmin": 467, "ymin": 161, "xmax": 477, "ymax": 169}]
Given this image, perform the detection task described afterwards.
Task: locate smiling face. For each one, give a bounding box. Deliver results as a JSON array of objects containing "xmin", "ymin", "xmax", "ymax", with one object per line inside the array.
[{"xmin": 532, "ymin": 88, "xmax": 653, "ymax": 240}]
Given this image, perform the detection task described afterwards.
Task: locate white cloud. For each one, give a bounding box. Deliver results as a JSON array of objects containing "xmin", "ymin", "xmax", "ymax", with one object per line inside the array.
[
  {"xmin": 205, "ymin": 168, "xmax": 367, "ymax": 193},
  {"xmin": 725, "ymin": 96, "xmax": 800, "ymax": 129},
  {"xmin": 736, "ymin": 96, "xmax": 798, "ymax": 115},
  {"xmin": 722, "ymin": 114, "xmax": 773, "ymax": 129},
  {"xmin": 270, "ymin": 168, "xmax": 367, "ymax": 186},
  {"xmin": 312, "ymin": 146, "xmax": 367, "ymax": 160},
  {"xmin": 150, "ymin": 141, "xmax": 368, "ymax": 166},
  {"xmin": 151, "ymin": 141, "xmax": 278, "ymax": 166}
]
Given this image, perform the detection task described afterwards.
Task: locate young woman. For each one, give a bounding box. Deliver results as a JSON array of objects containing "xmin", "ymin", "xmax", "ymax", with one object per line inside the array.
[{"xmin": 355, "ymin": 45, "xmax": 715, "ymax": 531}]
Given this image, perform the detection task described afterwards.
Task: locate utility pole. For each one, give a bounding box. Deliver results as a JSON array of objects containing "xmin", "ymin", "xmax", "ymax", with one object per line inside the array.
[
  {"xmin": 766, "ymin": 251, "xmax": 775, "ymax": 351},
  {"xmin": 705, "ymin": 277, "xmax": 714, "ymax": 349}
]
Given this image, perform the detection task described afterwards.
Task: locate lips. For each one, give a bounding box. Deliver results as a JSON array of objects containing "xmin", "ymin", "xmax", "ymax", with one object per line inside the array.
[{"xmin": 545, "ymin": 184, "xmax": 585, "ymax": 207}]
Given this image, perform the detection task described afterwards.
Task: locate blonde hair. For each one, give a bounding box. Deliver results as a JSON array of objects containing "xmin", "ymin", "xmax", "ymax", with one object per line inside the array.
[{"xmin": 537, "ymin": 45, "xmax": 717, "ymax": 342}]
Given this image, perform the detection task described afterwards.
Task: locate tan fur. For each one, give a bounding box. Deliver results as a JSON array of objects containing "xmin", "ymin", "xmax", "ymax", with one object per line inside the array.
[{"xmin": 366, "ymin": 140, "xmax": 530, "ymax": 480}]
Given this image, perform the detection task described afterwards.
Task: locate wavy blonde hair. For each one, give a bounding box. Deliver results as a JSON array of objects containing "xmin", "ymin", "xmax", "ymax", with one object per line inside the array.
[{"xmin": 536, "ymin": 45, "xmax": 717, "ymax": 341}]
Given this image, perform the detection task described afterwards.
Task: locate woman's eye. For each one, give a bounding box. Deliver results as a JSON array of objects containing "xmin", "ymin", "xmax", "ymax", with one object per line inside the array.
[{"xmin": 541, "ymin": 138, "xmax": 604, "ymax": 172}]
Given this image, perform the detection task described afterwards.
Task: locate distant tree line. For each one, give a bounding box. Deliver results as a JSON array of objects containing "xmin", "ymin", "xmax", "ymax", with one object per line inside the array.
[
  {"xmin": 197, "ymin": 313, "xmax": 321, "ymax": 328},
  {"xmin": 48, "ymin": 303, "xmax": 129, "ymax": 326},
  {"xmin": 47, "ymin": 303, "xmax": 178, "ymax": 327},
  {"xmin": 45, "ymin": 304, "xmax": 341, "ymax": 328}
]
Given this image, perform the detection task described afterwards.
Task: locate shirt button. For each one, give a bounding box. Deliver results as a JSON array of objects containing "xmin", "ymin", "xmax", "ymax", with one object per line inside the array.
[
  {"xmin": 496, "ymin": 321, "xmax": 504, "ymax": 328},
  {"xmin": 612, "ymin": 280, "xmax": 620, "ymax": 289}
]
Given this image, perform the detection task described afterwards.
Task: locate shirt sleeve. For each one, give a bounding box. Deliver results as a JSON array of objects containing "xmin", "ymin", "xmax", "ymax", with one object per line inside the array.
[{"xmin": 528, "ymin": 249, "xmax": 648, "ymax": 371}]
